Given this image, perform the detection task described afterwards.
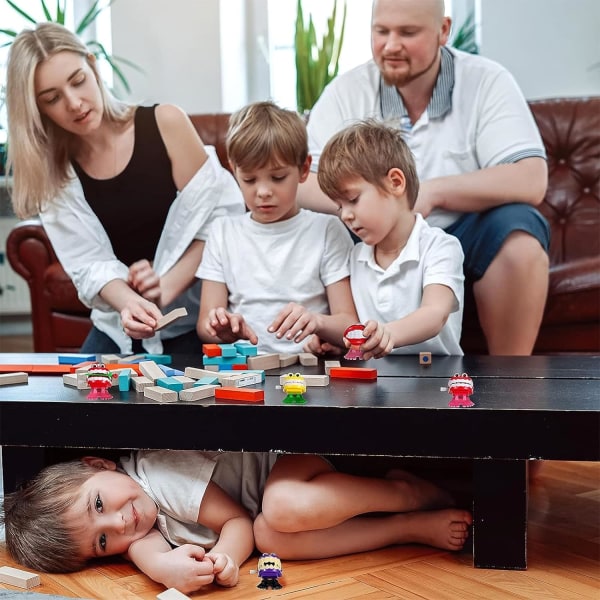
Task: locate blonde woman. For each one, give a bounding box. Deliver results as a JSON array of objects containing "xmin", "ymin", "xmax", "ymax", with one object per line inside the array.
[{"xmin": 6, "ymin": 22, "xmax": 244, "ymax": 354}]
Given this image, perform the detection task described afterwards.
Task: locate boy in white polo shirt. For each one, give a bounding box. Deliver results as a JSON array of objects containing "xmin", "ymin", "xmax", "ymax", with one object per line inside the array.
[{"xmin": 314, "ymin": 120, "xmax": 464, "ymax": 359}]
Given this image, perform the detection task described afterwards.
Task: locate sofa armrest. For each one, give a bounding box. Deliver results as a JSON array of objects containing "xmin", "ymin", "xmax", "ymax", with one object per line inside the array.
[{"xmin": 7, "ymin": 219, "xmax": 91, "ymax": 352}]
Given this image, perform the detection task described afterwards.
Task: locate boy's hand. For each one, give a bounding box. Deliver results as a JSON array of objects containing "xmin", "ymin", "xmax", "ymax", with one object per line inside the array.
[
  {"xmin": 120, "ymin": 297, "xmax": 162, "ymax": 339},
  {"xmin": 360, "ymin": 320, "xmax": 394, "ymax": 360},
  {"xmin": 206, "ymin": 551, "xmax": 239, "ymax": 587},
  {"xmin": 128, "ymin": 259, "xmax": 162, "ymax": 306},
  {"xmin": 268, "ymin": 302, "xmax": 321, "ymax": 344},
  {"xmin": 205, "ymin": 307, "xmax": 259, "ymax": 344},
  {"xmin": 155, "ymin": 544, "xmax": 215, "ymax": 593},
  {"xmin": 303, "ymin": 334, "xmax": 344, "ymax": 356}
]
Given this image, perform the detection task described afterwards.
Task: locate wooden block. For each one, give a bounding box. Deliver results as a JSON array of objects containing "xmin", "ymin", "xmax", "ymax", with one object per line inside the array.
[
  {"xmin": 247, "ymin": 353, "xmax": 281, "ymax": 371},
  {"xmin": 157, "ymin": 587, "xmax": 191, "ymax": 600},
  {"xmin": 144, "ymin": 354, "xmax": 172, "ymax": 365},
  {"xmin": 185, "ymin": 366, "xmax": 223, "ymax": 379},
  {"xmin": 220, "ymin": 373, "xmax": 263, "ymax": 387},
  {"xmin": 62, "ymin": 373, "xmax": 79, "ymax": 387},
  {"xmin": 155, "ymin": 306, "xmax": 188, "ymax": 331},
  {"xmin": 118, "ymin": 369, "xmax": 132, "ymax": 391},
  {"xmin": 279, "ymin": 373, "xmax": 329, "ymax": 387},
  {"xmin": 144, "ymin": 385, "xmax": 178, "ymax": 403},
  {"xmin": 119, "ymin": 353, "xmax": 147, "ymax": 364},
  {"xmin": 279, "ymin": 353, "xmax": 299, "ymax": 368},
  {"xmin": 69, "ymin": 360, "xmax": 95, "ymax": 372},
  {"xmin": 193, "ymin": 375, "xmax": 220, "ymax": 386},
  {"xmin": 324, "ymin": 360, "xmax": 341, "ymax": 374},
  {"xmin": 30, "ymin": 364, "xmax": 72, "ymax": 374},
  {"xmin": 76, "ymin": 372, "xmax": 91, "ymax": 389},
  {"xmin": 104, "ymin": 363, "xmax": 141, "ymax": 375},
  {"xmin": 172, "ymin": 375, "xmax": 196, "ymax": 389},
  {"xmin": 179, "ymin": 384, "xmax": 220, "ymax": 402},
  {"xmin": 218, "ymin": 343, "xmax": 238, "ymax": 357},
  {"xmin": 232, "ymin": 363, "xmax": 249, "ymax": 370},
  {"xmin": 329, "ymin": 367, "xmax": 377, "ymax": 380},
  {"xmin": 0, "ymin": 364, "xmax": 35, "ymax": 373},
  {"xmin": 234, "ymin": 340, "xmax": 258, "ymax": 356},
  {"xmin": 58, "ymin": 353, "xmax": 96, "ymax": 365},
  {"xmin": 0, "ymin": 371, "xmax": 28, "ymax": 386},
  {"xmin": 100, "ymin": 353, "xmax": 122, "ymax": 364},
  {"xmin": 299, "ymin": 352, "xmax": 318, "ymax": 366},
  {"xmin": 0, "ymin": 565, "xmax": 41, "ymax": 588},
  {"xmin": 202, "ymin": 343, "xmax": 222, "ymax": 357},
  {"xmin": 131, "ymin": 376, "xmax": 153, "ymax": 392},
  {"xmin": 419, "ymin": 351, "xmax": 432, "ymax": 366},
  {"xmin": 139, "ymin": 360, "xmax": 166, "ymax": 383},
  {"xmin": 156, "ymin": 376, "xmax": 185, "ymax": 392},
  {"xmin": 158, "ymin": 364, "xmax": 185, "ymax": 377},
  {"xmin": 215, "ymin": 386, "xmax": 264, "ymax": 403}
]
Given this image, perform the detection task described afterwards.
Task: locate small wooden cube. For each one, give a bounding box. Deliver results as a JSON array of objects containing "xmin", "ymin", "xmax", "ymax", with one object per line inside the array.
[
  {"xmin": 419, "ymin": 351, "xmax": 432, "ymax": 366},
  {"xmin": 299, "ymin": 352, "xmax": 318, "ymax": 366}
]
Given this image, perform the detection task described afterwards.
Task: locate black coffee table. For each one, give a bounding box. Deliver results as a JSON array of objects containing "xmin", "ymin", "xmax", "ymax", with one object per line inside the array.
[{"xmin": 1, "ymin": 353, "xmax": 598, "ymax": 570}]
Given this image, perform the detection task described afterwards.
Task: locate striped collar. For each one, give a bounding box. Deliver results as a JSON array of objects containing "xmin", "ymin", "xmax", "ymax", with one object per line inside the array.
[{"xmin": 380, "ymin": 46, "xmax": 455, "ymax": 122}]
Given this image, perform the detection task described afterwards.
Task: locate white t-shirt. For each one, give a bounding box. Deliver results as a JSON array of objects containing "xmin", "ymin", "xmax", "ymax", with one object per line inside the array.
[
  {"xmin": 120, "ymin": 450, "xmax": 278, "ymax": 548},
  {"xmin": 351, "ymin": 214, "xmax": 464, "ymax": 355},
  {"xmin": 197, "ymin": 209, "xmax": 353, "ymax": 354},
  {"xmin": 308, "ymin": 49, "xmax": 545, "ymax": 229}
]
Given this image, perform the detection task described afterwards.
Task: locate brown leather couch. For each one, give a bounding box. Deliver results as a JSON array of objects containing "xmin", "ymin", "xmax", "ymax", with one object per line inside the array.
[{"xmin": 7, "ymin": 100, "xmax": 600, "ymax": 353}]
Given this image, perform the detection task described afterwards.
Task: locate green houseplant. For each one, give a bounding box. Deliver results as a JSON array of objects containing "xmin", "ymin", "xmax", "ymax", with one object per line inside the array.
[
  {"xmin": 295, "ymin": 0, "xmax": 347, "ymax": 114},
  {"xmin": 450, "ymin": 10, "xmax": 479, "ymax": 54},
  {"xmin": 0, "ymin": 0, "xmax": 138, "ymax": 93}
]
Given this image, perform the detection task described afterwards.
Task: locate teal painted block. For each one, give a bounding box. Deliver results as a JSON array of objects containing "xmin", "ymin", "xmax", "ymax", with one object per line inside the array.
[
  {"xmin": 218, "ymin": 344, "xmax": 238, "ymax": 357},
  {"xmin": 118, "ymin": 369, "xmax": 131, "ymax": 392},
  {"xmin": 234, "ymin": 341, "xmax": 259, "ymax": 356},
  {"xmin": 202, "ymin": 355, "xmax": 248, "ymax": 365},
  {"xmin": 144, "ymin": 354, "xmax": 172, "ymax": 365},
  {"xmin": 156, "ymin": 376, "xmax": 184, "ymax": 392},
  {"xmin": 194, "ymin": 375, "xmax": 220, "ymax": 386}
]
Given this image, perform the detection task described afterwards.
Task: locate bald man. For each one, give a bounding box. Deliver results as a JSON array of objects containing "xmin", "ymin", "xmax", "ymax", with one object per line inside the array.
[{"xmin": 300, "ymin": 0, "xmax": 550, "ymax": 356}]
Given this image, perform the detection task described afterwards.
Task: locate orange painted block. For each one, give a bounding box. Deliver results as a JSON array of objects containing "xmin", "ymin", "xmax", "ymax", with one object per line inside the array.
[
  {"xmin": 232, "ymin": 363, "xmax": 249, "ymax": 370},
  {"xmin": 329, "ymin": 367, "xmax": 378, "ymax": 380},
  {"xmin": 202, "ymin": 344, "xmax": 222, "ymax": 357},
  {"xmin": 0, "ymin": 364, "xmax": 35, "ymax": 373},
  {"xmin": 215, "ymin": 386, "xmax": 264, "ymax": 403},
  {"xmin": 104, "ymin": 363, "xmax": 141, "ymax": 376},
  {"xmin": 30, "ymin": 364, "xmax": 73, "ymax": 374},
  {"xmin": 69, "ymin": 361, "xmax": 95, "ymax": 372}
]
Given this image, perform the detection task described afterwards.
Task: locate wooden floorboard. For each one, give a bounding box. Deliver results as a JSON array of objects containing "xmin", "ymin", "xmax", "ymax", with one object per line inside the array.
[{"xmin": 0, "ymin": 461, "xmax": 598, "ymax": 599}]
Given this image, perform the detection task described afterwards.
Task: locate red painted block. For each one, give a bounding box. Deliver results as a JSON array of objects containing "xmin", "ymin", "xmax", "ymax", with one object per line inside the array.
[
  {"xmin": 215, "ymin": 386, "xmax": 264, "ymax": 403},
  {"xmin": 232, "ymin": 363, "xmax": 249, "ymax": 370},
  {"xmin": 329, "ymin": 367, "xmax": 378, "ymax": 381},
  {"xmin": 203, "ymin": 344, "xmax": 222, "ymax": 357}
]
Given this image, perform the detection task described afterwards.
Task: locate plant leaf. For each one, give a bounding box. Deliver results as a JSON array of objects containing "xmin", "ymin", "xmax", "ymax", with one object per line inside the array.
[
  {"xmin": 76, "ymin": 0, "xmax": 114, "ymax": 36},
  {"xmin": 4, "ymin": 0, "xmax": 38, "ymax": 25}
]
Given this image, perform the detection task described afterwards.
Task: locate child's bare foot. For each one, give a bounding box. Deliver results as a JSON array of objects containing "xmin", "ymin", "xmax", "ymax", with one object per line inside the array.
[
  {"xmin": 385, "ymin": 468, "xmax": 455, "ymax": 510},
  {"xmin": 393, "ymin": 508, "xmax": 473, "ymax": 551}
]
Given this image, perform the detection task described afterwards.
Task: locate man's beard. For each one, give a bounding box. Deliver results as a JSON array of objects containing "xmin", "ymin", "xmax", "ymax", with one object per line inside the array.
[{"xmin": 379, "ymin": 47, "xmax": 440, "ymax": 88}]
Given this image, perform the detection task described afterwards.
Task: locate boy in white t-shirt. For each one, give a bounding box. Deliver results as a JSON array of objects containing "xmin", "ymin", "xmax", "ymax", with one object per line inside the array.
[
  {"xmin": 196, "ymin": 101, "xmax": 358, "ymax": 354},
  {"xmin": 311, "ymin": 120, "xmax": 465, "ymax": 359}
]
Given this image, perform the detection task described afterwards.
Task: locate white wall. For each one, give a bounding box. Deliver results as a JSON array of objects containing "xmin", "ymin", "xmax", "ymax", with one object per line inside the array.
[
  {"xmin": 110, "ymin": 0, "xmax": 600, "ymax": 112},
  {"xmin": 110, "ymin": 0, "xmax": 223, "ymax": 113},
  {"xmin": 480, "ymin": 0, "xmax": 600, "ymax": 100}
]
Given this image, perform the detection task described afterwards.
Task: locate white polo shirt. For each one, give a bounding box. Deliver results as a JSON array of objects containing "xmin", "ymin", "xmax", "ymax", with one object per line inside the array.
[
  {"xmin": 308, "ymin": 48, "xmax": 546, "ymax": 229},
  {"xmin": 350, "ymin": 214, "xmax": 464, "ymax": 355}
]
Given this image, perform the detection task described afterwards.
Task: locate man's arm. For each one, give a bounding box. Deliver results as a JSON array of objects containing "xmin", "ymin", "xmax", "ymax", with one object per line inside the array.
[
  {"xmin": 415, "ymin": 157, "xmax": 548, "ymax": 218},
  {"xmin": 296, "ymin": 171, "xmax": 339, "ymax": 214}
]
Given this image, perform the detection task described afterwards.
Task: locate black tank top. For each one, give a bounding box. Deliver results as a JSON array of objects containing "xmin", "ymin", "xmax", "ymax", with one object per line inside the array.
[{"xmin": 73, "ymin": 105, "xmax": 177, "ymax": 266}]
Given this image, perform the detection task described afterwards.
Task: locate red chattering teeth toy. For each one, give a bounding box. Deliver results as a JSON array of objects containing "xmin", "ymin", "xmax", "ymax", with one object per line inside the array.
[
  {"xmin": 447, "ymin": 372, "xmax": 474, "ymax": 407},
  {"xmin": 343, "ymin": 324, "xmax": 367, "ymax": 360}
]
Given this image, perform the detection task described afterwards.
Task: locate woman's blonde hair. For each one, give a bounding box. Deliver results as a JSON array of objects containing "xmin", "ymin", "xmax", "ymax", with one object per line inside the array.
[{"xmin": 6, "ymin": 22, "xmax": 135, "ymax": 218}]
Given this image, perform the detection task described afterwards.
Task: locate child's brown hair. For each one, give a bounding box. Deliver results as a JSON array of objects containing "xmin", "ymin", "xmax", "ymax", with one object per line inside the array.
[
  {"xmin": 226, "ymin": 101, "xmax": 308, "ymax": 171},
  {"xmin": 0, "ymin": 460, "xmax": 100, "ymax": 572},
  {"xmin": 317, "ymin": 120, "xmax": 420, "ymax": 207}
]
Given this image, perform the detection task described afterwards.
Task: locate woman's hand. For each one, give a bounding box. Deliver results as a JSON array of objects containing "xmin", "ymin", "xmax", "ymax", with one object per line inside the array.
[{"xmin": 120, "ymin": 297, "xmax": 163, "ymax": 339}]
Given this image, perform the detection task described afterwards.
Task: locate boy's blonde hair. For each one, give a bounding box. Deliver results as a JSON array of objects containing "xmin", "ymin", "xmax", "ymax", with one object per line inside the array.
[
  {"xmin": 0, "ymin": 460, "xmax": 100, "ymax": 572},
  {"xmin": 6, "ymin": 22, "xmax": 135, "ymax": 218},
  {"xmin": 317, "ymin": 120, "xmax": 420, "ymax": 208},
  {"xmin": 226, "ymin": 101, "xmax": 308, "ymax": 171}
]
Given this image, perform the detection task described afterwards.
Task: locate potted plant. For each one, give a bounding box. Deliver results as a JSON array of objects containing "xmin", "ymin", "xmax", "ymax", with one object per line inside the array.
[
  {"xmin": 0, "ymin": 0, "xmax": 139, "ymax": 93},
  {"xmin": 295, "ymin": 0, "xmax": 347, "ymax": 115}
]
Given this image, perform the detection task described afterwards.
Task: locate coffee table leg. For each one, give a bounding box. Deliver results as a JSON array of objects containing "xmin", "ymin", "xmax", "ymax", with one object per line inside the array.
[{"xmin": 473, "ymin": 458, "xmax": 527, "ymax": 569}]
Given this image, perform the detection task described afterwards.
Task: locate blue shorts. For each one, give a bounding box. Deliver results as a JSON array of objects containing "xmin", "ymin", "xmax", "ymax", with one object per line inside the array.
[{"xmin": 445, "ymin": 203, "xmax": 550, "ymax": 281}]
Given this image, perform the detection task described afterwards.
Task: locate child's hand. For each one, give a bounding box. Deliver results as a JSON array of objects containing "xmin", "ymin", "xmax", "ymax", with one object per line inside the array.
[
  {"xmin": 120, "ymin": 297, "xmax": 162, "ymax": 339},
  {"xmin": 156, "ymin": 544, "xmax": 215, "ymax": 593},
  {"xmin": 128, "ymin": 259, "xmax": 162, "ymax": 306},
  {"xmin": 303, "ymin": 334, "xmax": 345, "ymax": 356},
  {"xmin": 206, "ymin": 551, "xmax": 239, "ymax": 587},
  {"xmin": 360, "ymin": 320, "xmax": 394, "ymax": 359},
  {"xmin": 204, "ymin": 307, "xmax": 259, "ymax": 345},
  {"xmin": 268, "ymin": 302, "xmax": 321, "ymax": 344}
]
